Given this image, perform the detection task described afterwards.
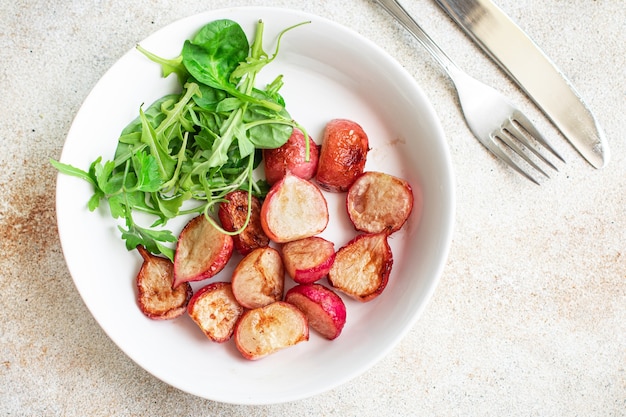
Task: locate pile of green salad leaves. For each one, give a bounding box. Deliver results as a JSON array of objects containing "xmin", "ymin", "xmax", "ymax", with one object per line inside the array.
[{"xmin": 52, "ymin": 19, "xmax": 309, "ymax": 261}]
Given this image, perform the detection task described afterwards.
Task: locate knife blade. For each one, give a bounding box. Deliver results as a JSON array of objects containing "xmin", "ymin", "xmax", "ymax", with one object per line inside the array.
[{"xmin": 434, "ymin": 0, "xmax": 609, "ymax": 168}]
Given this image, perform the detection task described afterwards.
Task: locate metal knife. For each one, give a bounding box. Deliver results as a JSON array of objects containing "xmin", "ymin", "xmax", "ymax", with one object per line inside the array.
[{"xmin": 434, "ymin": 0, "xmax": 609, "ymax": 168}]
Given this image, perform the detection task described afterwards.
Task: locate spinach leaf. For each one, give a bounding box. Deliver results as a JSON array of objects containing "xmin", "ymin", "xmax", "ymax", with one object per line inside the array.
[
  {"xmin": 182, "ymin": 19, "xmax": 249, "ymax": 94},
  {"xmin": 244, "ymin": 103, "xmax": 294, "ymax": 149},
  {"xmin": 192, "ymin": 80, "xmax": 227, "ymax": 110}
]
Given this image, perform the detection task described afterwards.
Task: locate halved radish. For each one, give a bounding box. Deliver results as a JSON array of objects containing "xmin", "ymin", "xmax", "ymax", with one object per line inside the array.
[
  {"xmin": 281, "ymin": 236, "xmax": 335, "ymax": 284},
  {"xmin": 187, "ymin": 282, "xmax": 244, "ymax": 343},
  {"xmin": 346, "ymin": 171, "xmax": 414, "ymax": 234},
  {"xmin": 327, "ymin": 232, "xmax": 393, "ymax": 302},
  {"xmin": 231, "ymin": 247, "xmax": 284, "ymax": 309},
  {"xmin": 260, "ymin": 172, "xmax": 329, "ymax": 243},
  {"xmin": 285, "ymin": 284, "xmax": 346, "ymax": 340},
  {"xmin": 315, "ymin": 119, "xmax": 369, "ymax": 192},
  {"xmin": 234, "ymin": 301, "xmax": 309, "ymax": 360},
  {"xmin": 136, "ymin": 246, "xmax": 192, "ymax": 320},
  {"xmin": 263, "ymin": 127, "xmax": 319, "ymax": 185},
  {"xmin": 218, "ymin": 190, "xmax": 269, "ymax": 255},
  {"xmin": 173, "ymin": 214, "xmax": 233, "ymax": 288}
]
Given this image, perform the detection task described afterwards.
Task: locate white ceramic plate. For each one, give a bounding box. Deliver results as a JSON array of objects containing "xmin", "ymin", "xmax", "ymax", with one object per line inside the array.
[{"xmin": 56, "ymin": 7, "xmax": 455, "ymax": 405}]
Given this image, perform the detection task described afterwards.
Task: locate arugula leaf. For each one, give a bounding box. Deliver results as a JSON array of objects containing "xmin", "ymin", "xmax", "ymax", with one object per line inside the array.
[
  {"xmin": 130, "ymin": 151, "xmax": 163, "ymax": 193},
  {"xmin": 139, "ymin": 106, "xmax": 176, "ymax": 179},
  {"xmin": 119, "ymin": 216, "xmax": 177, "ymax": 261},
  {"xmin": 50, "ymin": 159, "xmax": 97, "ymax": 187},
  {"xmin": 135, "ymin": 44, "xmax": 188, "ymax": 85}
]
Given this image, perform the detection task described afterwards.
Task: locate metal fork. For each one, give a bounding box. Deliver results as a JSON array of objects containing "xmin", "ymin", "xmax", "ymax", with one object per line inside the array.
[{"xmin": 373, "ymin": 0, "xmax": 564, "ymax": 184}]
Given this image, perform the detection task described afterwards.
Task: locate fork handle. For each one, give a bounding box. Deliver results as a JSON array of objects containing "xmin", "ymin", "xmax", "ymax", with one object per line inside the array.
[{"xmin": 373, "ymin": 0, "xmax": 461, "ymax": 77}]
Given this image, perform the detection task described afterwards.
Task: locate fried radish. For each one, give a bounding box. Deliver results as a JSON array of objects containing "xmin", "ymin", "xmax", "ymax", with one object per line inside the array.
[
  {"xmin": 263, "ymin": 127, "xmax": 319, "ymax": 185},
  {"xmin": 136, "ymin": 246, "xmax": 192, "ymax": 320},
  {"xmin": 315, "ymin": 119, "xmax": 369, "ymax": 192},
  {"xmin": 218, "ymin": 190, "xmax": 269, "ymax": 255},
  {"xmin": 285, "ymin": 284, "xmax": 346, "ymax": 340},
  {"xmin": 327, "ymin": 232, "xmax": 393, "ymax": 302},
  {"xmin": 231, "ymin": 247, "xmax": 284, "ymax": 309},
  {"xmin": 346, "ymin": 171, "xmax": 414, "ymax": 234},
  {"xmin": 234, "ymin": 302, "xmax": 309, "ymax": 360},
  {"xmin": 282, "ymin": 236, "xmax": 335, "ymax": 284},
  {"xmin": 260, "ymin": 172, "xmax": 329, "ymax": 243},
  {"xmin": 173, "ymin": 214, "xmax": 233, "ymax": 288},
  {"xmin": 187, "ymin": 282, "xmax": 244, "ymax": 343}
]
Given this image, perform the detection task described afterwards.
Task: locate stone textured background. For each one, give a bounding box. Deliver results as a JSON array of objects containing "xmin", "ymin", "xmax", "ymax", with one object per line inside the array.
[{"xmin": 1, "ymin": 0, "xmax": 624, "ymax": 415}]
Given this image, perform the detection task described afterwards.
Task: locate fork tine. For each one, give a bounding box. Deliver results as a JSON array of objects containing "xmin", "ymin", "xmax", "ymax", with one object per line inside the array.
[
  {"xmin": 484, "ymin": 135, "xmax": 541, "ymax": 185},
  {"xmin": 502, "ymin": 114, "xmax": 559, "ymax": 171},
  {"xmin": 511, "ymin": 111, "xmax": 566, "ymax": 163},
  {"xmin": 503, "ymin": 121, "xmax": 559, "ymax": 172},
  {"xmin": 496, "ymin": 130, "xmax": 550, "ymax": 178}
]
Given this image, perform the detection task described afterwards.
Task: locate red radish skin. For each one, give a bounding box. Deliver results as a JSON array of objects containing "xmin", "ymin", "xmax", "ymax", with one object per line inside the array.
[
  {"xmin": 281, "ymin": 236, "xmax": 336, "ymax": 284},
  {"xmin": 346, "ymin": 171, "xmax": 414, "ymax": 234},
  {"xmin": 135, "ymin": 246, "xmax": 192, "ymax": 320},
  {"xmin": 173, "ymin": 214, "xmax": 234, "ymax": 288},
  {"xmin": 315, "ymin": 119, "xmax": 369, "ymax": 192},
  {"xmin": 260, "ymin": 172, "xmax": 329, "ymax": 243},
  {"xmin": 285, "ymin": 284, "xmax": 346, "ymax": 340},
  {"xmin": 234, "ymin": 301, "xmax": 309, "ymax": 360},
  {"xmin": 218, "ymin": 190, "xmax": 269, "ymax": 255},
  {"xmin": 263, "ymin": 128, "xmax": 319, "ymax": 185},
  {"xmin": 231, "ymin": 247, "xmax": 285, "ymax": 309},
  {"xmin": 327, "ymin": 232, "xmax": 393, "ymax": 302},
  {"xmin": 187, "ymin": 282, "xmax": 244, "ymax": 343}
]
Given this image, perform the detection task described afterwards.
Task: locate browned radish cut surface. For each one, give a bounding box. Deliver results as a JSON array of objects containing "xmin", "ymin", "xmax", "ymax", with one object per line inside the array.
[
  {"xmin": 136, "ymin": 246, "xmax": 192, "ymax": 320},
  {"xmin": 263, "ymin": 127, "xmax": 319, "ymax": 185},
  {"xmin": 234, "ymin": 301, "xmax": 309, "ymax": 360},
  {"xmin": 218, "ymin": 190, "xmax": 269, "ymax": 255},
  {"xmin": 327, "ymin": 232, "xmax": 393, "ymax": 302},
  {"xmin": 187, "ymin": 282, "xmax": 244, "ymax": 343},
  {"xmin": 346, "ymin": 171, "xmax": 414, "ymax": 234},
  {"xmin": 260, "ymin": 172, "xmax": 329, "ymax": 243},
  {"xmin": 282, "ymin": 236, "xmax": 335, "ymax": 284},
  {"xmin": 231, "ymin": 247, "xmax": 284, "ymax": 309},
  {"xmin": 173, "ymin": 214, "xmax": 234, "ymax": 288},
  {"xmin": 285, "ymin": 284, "xmax": 346, "ymax": 340},
  {"xmin": 315, "ymin": 118, "xmax": 369, "ymax": 192}
]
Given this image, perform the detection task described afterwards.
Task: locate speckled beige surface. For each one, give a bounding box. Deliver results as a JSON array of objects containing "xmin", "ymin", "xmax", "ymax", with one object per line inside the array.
[{"xmin": 1, "ymin": 0, "xmax": 624, "ymax": 415}]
